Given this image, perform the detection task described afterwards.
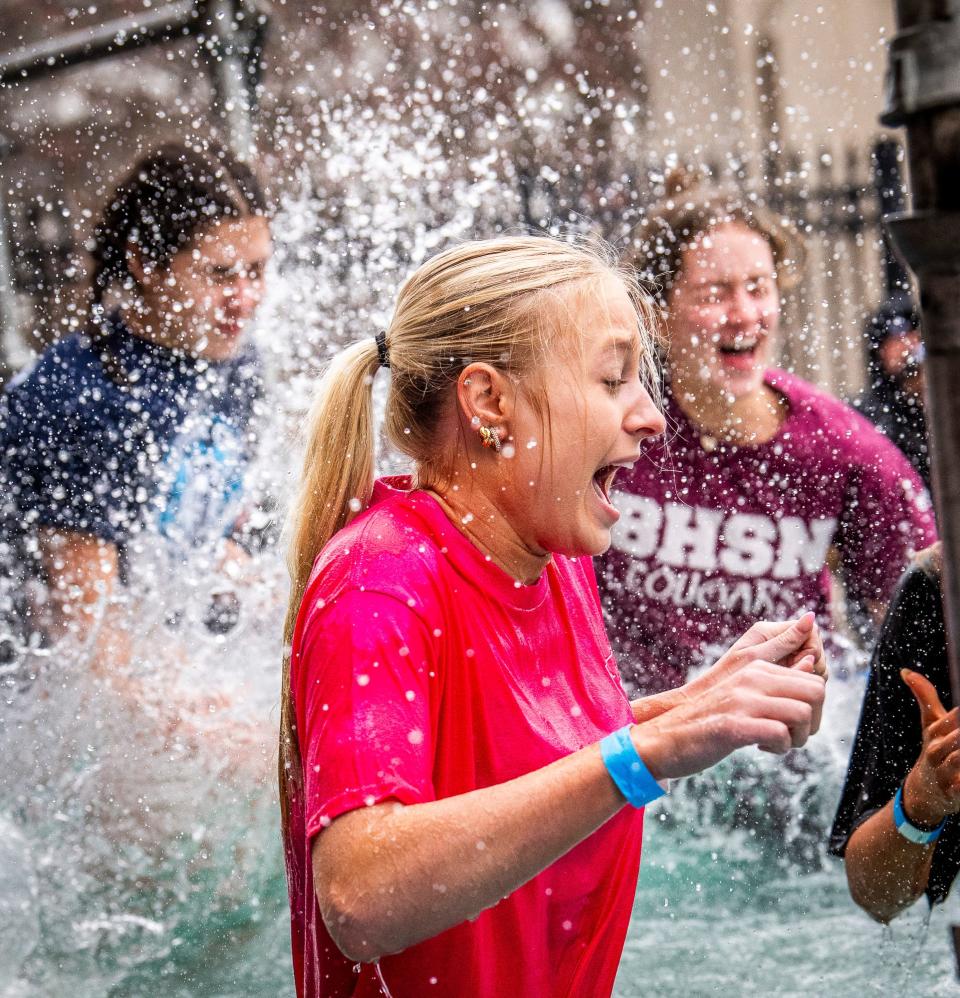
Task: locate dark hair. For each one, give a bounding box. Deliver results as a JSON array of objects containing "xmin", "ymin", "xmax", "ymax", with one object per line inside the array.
[
  {"xmin": 627, "ymin": 167, "xmax": 803, "ymax": 308},
  {"xmin": 90, "ymin": 142, "xmax": 267, "ymax": 323}
]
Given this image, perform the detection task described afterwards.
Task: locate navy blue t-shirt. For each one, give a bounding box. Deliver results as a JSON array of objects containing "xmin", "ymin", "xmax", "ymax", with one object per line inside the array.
[{"xmin": 0, "ymin": 314, "xmax": 263, "ymax": 571}]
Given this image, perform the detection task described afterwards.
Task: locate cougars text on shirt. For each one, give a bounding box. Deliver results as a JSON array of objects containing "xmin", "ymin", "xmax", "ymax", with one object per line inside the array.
[{"xmin": 610, "ymin": 495, "xmax": 837, "ymax": 618}]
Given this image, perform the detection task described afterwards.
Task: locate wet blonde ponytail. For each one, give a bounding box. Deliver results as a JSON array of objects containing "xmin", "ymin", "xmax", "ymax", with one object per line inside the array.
[{"xmin": 279, "ymin": 337, "xmax": 381, "ymax": 827}]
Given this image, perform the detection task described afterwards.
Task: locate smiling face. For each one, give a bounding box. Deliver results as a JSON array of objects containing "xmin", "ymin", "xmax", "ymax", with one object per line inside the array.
[
  {"xmin": 496, "ymin": 277, "xmax": 666, "ymax": 558},
  {"xmin": 141, "ymin": 215, "xmax": 272, "ymax": 362},
  {"xmin": 666, "ymin": 221, "xmax": 780, "ymax": 399}
]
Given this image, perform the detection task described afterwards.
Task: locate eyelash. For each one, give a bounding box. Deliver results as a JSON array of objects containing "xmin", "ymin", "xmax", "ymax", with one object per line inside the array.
[{"xmin": 604, "ymin": 379, "xmax": 627, "ymax": 392}]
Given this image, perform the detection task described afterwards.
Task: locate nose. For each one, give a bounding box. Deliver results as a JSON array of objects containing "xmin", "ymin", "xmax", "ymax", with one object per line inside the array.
[
  {"xmin": 224, "ymin": 275, "xmax": 263, "ymax": 317},
  {"xmin": 625, "ymin": 385, "xmax": 666, "ymax": 442},
  {"xmin": 723, "ymin": 285, "xmax": 767, "ymax": 331}
]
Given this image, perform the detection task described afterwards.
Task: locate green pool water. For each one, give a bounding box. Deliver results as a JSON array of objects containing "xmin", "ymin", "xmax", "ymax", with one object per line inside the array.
[{"xmin": 617, "ymin": 819, "xmax": 957, "ymax": 997}]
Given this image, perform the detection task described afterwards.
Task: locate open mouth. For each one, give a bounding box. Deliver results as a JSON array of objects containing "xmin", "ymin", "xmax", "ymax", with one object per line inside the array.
[
  {"xmin": 592, "ymin": 465, "xmax": 620, "ymax": 505},
  {"xmin": 717, "ymin": 337, "xmax": 764, "ymax": 370},
  {"xmin": 718, "ymin": 339, "xmax": 759, "ymax": 357}
]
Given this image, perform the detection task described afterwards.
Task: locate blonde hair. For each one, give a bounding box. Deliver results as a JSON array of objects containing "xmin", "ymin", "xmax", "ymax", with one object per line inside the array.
[
  {"xmin": 628, "ymin": 167, "xmax": 803, "ymax": 307},
  {"xmin": 279, "ymin": 235, "xmax": 661, "ymax": 826}
]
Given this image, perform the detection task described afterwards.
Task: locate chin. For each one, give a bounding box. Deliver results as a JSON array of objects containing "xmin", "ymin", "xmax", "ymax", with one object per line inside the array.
[
  {"xmin": 200, "ymin": 339, "xmax": 244, "ymax": 362},
  {"xmin": 713, "ymin": 368, "xmax": 766, "ymax": 399},
  {"xmin": 555, "ymin": 528, "xmax": 612, "ymax": 559}
]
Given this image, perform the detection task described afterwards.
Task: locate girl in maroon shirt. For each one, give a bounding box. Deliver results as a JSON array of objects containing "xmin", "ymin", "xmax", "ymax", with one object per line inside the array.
[
  {"xmin": 599, "ymin": 171, "xmax": 936, "ymax": 694},
  {"xmin": 279, "ymin": 237, "xmax": 826, "ymax": 997}
]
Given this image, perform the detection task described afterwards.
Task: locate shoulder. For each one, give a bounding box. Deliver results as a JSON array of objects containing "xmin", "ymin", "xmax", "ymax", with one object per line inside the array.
[
  {"xmin": 3, "ymin": 334, "xmax": 108, "ymax": 430},
  {"xmin": 306, "ymin": 492, "xmax": 450, "ymax": 619},
  {"xmin": 770, "ymin": 368, "xmax": 924, "ymax": 471},
  {"xmin": 913, "ymin": 541, "xmax": 943, "ymax": 582},
  {"xmin": 873, "ymin": 552, "xmax": 947, "ymax": 682},
  {"xmin": 230, "ymin": 341, "xmax": 263, "ymax": 375},
  {"xmin": 769, "ymin": 368, "xmax": 875, "ymax": 436},
  {"xmin": 8, "ymin": 334, "xmax": 98, "ymax": 394}
]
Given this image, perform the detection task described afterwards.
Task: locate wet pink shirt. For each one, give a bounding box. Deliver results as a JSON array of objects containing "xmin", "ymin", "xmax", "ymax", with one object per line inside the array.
[
  {"xmin": 285, "ymin": 478, "xmax": 643, "ymax": 998},
  {"xmin": 598, "ymin": 369, "xmax": 937, "ymax": 692}
]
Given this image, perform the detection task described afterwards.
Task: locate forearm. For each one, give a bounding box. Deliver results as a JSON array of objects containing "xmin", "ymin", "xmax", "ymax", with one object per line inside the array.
[
  {"xmin": 314, "ymin": 740, "xmax": 626, "ymax": 961},
  {"xmin": 631, "ymin": 686, "xmax": 688, "ymax": 724},
  {"xmin": 40, "ymin": 529, "xmax": 120, "ymax": 647},
  {"xmin": 315, "ymin": 641, "xmax": 825, "ymax": 961},
  {"xmin": 844, "ymin": 801, "xmax": 936, "ymax": 923}
]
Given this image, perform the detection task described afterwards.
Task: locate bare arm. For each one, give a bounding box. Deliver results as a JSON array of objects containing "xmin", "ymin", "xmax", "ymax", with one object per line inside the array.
[
  {"xmin": 843, "ymin": 800, "xmax": 937, "ymax": 923},
  {"xmin": 313, "ymin": 617, "xmax": 825, "ymax": 962},
  {"xmin": 39, "ymin": 528, "xmax": 129, "ymax": 664},
  {"xmin": 314, "ymin": 742, "xmax": 623, "ymax": 962},
  {"xmin": 844, "ymin": 669, "xmax": 960, "ymax": 922}
]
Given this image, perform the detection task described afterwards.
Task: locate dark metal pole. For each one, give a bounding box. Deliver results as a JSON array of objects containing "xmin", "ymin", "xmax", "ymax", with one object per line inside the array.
[
  {"xmin": 872, "ymin": 138, "xmax": 912, "ymax": 296},
  {"xmin": 197, "ymin": 0, "xmax": 269, "ymax": 161},
  {"xmin": 0, "ymin": 1, "xmax": 198, "ymax": 85},
  {"xmin": 882, "ymin": 1, "xmax": 960, "ymax": 711},
  {"xmin": 0, "ymin": 134, "xmax": 17, "ymax": 380}
]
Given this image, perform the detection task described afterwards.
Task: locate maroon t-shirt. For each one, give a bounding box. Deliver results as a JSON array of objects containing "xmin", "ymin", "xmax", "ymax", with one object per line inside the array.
[{"xmin": 598, "ymin": 370, "xmax": 937, "ymax": 693}]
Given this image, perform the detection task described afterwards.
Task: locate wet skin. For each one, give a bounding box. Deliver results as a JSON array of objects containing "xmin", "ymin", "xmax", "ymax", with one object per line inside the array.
[
  {"xmin": 125, "ymin": 215, "xmax": 272, "ymax": 362},
  {"xmin": 666, "ymin": 221, "xmax": 786, "ymax": 444},
  {"xmin": 436, "ymin": 276, "xmax": 666, "ymax": 583}
]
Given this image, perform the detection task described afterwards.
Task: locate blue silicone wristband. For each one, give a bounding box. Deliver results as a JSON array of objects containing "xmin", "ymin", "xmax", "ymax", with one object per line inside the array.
[
  {"xmin": 600, "ymin": 724, "xmax": 667, "ymax": 809},
  {"xmin": 893, "ymin": 783, "xmax": 946, "ymax": 844}
]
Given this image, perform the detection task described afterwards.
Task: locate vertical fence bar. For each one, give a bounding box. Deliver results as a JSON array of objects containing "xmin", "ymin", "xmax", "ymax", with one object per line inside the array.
[{"xmin": 0, "ymin": 135, "xmax": 17, "ymax": 377}]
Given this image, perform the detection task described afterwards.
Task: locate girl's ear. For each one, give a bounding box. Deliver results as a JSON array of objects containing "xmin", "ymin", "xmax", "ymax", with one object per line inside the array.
[
  {"xmin": 456, "ymin": 363, "xmax": 513, "ymax": 434},
  {"xmin": 124, "ymin": 239, "xmax": 155, "ymax": 289}
]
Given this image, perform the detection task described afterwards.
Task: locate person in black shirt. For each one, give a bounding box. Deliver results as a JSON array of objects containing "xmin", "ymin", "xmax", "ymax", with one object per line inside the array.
[{"xmin": 829, "ymin": 542, "xmax": 960, "ymax": 920}]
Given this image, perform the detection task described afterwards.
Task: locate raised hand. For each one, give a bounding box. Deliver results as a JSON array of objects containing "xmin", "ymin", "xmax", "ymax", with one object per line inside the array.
[
  {"xmin": 901, "ymin": 669, "xmax": 960, "ymax": 828},
  {"xmin": 680, "ymin": 611, "xmax": 827, "ymax": 734},
  {"xmin": 631, "ymin": 658, "xmax": 826, "ymax": 781}
]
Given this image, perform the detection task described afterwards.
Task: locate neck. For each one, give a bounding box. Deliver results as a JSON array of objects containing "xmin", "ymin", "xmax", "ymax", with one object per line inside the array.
[
  {"xmin": 120, "ymin": 301, "xmax": 188, "ymax": 355},
  {"xmin": 427, "ymin": 476, "xmax": 550, "ymax": 585},
  {"xmin": 671, "ymin": 372, "xmax": 786, "ymax": 446}
]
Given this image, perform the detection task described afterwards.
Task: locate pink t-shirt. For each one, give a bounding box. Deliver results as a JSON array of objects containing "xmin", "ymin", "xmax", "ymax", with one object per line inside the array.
[
  {"xmin": 598, "ymin": 369, "xmax": 937, "ymax": 693},
  {"xmin": 285, "ymin": 478, "xmax": 643, "ymax": 998}
]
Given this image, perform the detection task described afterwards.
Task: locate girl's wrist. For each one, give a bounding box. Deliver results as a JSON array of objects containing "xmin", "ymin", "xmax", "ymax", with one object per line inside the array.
[
  {"xmin": 903, "ymin": 768, "xmax": 951, "ymax": 830},
  {"xmin": 631, "ymin": 687, "xmax": 686, "ymax": 724},
  {"xmin": 628, "ymin": 723, "xmax": 667, "ymax": 783}
]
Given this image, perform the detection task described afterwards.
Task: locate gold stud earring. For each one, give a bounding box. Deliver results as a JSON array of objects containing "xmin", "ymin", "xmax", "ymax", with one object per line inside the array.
[{"xmin": 478, "ymin": 425, "xmax": 502, "ymax": 453}]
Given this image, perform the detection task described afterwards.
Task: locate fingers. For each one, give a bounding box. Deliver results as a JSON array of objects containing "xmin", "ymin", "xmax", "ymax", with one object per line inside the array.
[
  {"xmin": 902, "ymin": 668, "xmax": 948, "ymax": 727},
  {"xmin": 786, "ymin": 623, "xmax": 826, "ymax": 677},
  {"xmin": 738, "ymin": 718, "xmax": 793, "ymax": 755},
  {"xmin": 749, "ymin": 612, "xmax": 816, "ymax": 665},
  {"xmin": 723, "ymin": 662, "xmax": 825, "ymax": 752},
  {"xmin": 791, "ymin": 655, "xmax": 826, "ymax": 732},
  {"xmin": 739, "ymin": 659, "xmax": 826, "ymax": 703},
  {"xmin": 729, "ymin": 618, "xmax": 795, "ymax": 651},
  {"xmin": 755, "ymin": 692, "xmax": 815, "ymax": 748},
  {"xmin": 941, "ymin": 753, "xmax": 960, "ymax": 799},
  {"xmin": 735, "ymin": 714, "xmax": 807, "ymax": 754},
  {"xmin": 925, "ymin": 707, "xmax": 960, "ymax": 745},
  {"xmin": 926, "ymin": 718, "xmax": 960, "ymax": 766}
]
